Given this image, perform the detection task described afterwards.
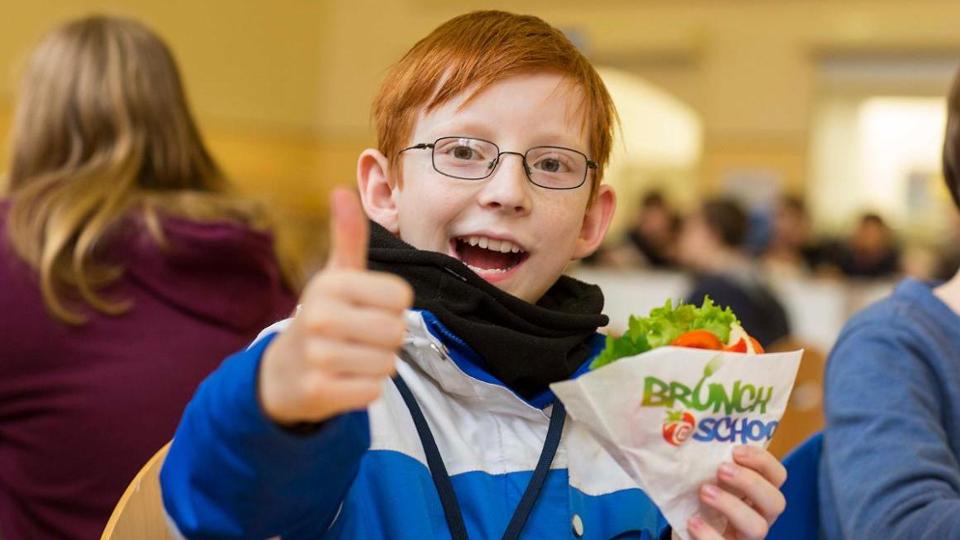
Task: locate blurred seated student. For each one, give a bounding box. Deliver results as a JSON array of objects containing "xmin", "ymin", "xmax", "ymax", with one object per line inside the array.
[
  {"xmin": 763, "ymin": 195, "xmax": 827, "ymax": 277},
  {"xmin": 621, "ymin": 190, "xmax": 680, "ymax": 268},
  {"xmin": 818, "ymin": 67, "xmax": 960, "ymax": 540},
  {"xmin": 590, "ymin": 190, "xmax": 680, "ymax": 269},
  {"xmin": 0, "ymin": 15, "xmax": 296, "ymax": 540},
  {"xmin": 833, "ymin": 212, "xmax": 901, "ymax": 279},
  {"xmin": 678, "ymin": 197, "xmax": 790, "ymax": 348}
]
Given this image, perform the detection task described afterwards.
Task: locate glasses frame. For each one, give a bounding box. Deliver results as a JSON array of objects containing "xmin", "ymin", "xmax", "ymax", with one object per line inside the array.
[{"xmin": 398, "ymin": 136, "xmax": 598, "ymax": 190}]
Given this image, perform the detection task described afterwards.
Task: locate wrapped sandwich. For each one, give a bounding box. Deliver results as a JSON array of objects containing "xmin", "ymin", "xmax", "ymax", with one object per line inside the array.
[{"xmin": 551, "ymin": 298, "xmax": 802, "ymax": 539}]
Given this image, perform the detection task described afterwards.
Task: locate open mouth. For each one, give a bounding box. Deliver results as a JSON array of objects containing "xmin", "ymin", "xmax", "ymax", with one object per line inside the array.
[{"xmin": 452, "ymin": 235, "xmax": 529, "ymax": 276}]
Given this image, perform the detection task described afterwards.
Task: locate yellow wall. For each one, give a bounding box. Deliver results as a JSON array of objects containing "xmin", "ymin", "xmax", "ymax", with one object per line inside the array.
[
  {"xmin": 313, "ymin": 0, "xmax": 960, "ymax": 198},
  {"xmin": 4, "ymin": 0, "xmax": 960, "ymax": 264}
]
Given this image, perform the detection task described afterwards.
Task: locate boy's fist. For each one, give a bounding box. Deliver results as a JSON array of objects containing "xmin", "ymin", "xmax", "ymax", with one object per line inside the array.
[{"xmin": 259, "ymin": 188, "xmax": 413, "ymax": 425}]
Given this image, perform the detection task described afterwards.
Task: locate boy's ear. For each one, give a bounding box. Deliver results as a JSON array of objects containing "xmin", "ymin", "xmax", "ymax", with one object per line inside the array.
[
  {"xmin": 573, "ymin": 184, "xmax": 617, "ymax": 260},
  {"xmin": 357, "ymin": 148, "xmax": 399, "ymax": 234}
]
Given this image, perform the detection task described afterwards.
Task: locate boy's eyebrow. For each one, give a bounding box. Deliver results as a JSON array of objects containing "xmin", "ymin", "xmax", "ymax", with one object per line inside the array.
[
  {"xmin": 424, "ymin": 121, "xmax": 588, "ymax": 153},
  {"xmin": 422, "ymin": 119, "xmax": 496, "ymax": 142}
]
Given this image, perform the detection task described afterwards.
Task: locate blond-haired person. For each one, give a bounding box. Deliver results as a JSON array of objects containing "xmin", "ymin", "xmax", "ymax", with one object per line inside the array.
[{"xmin": 0, "ymin": 16, "xmax": 294, "ymax": 539}]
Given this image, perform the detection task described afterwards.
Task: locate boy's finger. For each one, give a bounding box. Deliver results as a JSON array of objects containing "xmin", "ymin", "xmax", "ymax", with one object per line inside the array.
[
  {"xmin": 686, "ymin": 515, "xmax": 725, "ymax": 540},
  {"xmin": 326, "ymin": 187, "xmax": 369, "ymax": 271},
  {"xmin": 698, "ymin": 484, "xmax": 769, "ymax": 539},
  {"xmin": 300, "ymin": 301, "xmax": 407, "ymax": 349},
  {"xmin": 732, "ymin": 445, "xmax": 788, "ymax": 488},
  {"xmin": 717, "ymin": 462, "xmax": 786, "ymax": 523},
  {"xmin": 314, "ymin": 271, "xmax": 413, "ymax": 313},
  {"xmin": 305, "ymin": 338, "xmax": 398, "ymax": 377}
]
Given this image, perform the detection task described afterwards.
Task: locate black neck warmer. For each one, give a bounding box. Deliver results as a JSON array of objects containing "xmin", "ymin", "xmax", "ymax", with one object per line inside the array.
[{"xmin": 367, "ymin": 222, "xmax": 608, "ymax": 399}]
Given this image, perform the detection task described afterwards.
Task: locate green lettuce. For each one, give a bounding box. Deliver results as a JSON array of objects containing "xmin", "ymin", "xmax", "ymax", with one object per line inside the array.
[{"xmin": 589, "ymin": 297, "xmax": 739, "ymax": 370}]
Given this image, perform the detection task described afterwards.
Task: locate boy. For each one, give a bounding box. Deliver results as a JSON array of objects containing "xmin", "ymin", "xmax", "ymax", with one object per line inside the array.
[{"xmin": 161, "ymin": 11, "xmax": 785, "ymax": 539}]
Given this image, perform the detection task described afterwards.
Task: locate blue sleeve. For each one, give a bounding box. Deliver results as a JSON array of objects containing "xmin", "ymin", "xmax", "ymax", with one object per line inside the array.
[
  {"xmin": 160, "ymin": 332, "xmax": 370, "ymax": 539},
  {"xmin": 821, "ymin": 315, "xmax": 960, "ymax": 539}
]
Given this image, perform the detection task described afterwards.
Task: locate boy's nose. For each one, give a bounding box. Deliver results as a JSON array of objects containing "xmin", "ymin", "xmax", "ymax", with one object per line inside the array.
[{"xmin": 476, "ymin": 153, "xmax": 532, "ymax": 215}]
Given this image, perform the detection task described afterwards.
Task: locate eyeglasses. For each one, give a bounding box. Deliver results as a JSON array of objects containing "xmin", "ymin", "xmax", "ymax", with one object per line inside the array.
[{"xmin": 398, "ymin": 136, "xmax": 597, "ymax": 190}]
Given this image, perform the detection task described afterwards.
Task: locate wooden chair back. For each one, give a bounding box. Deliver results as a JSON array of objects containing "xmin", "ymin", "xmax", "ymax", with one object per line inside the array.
[{"xmin": 100, "ymin": 443, "xmax": 173, "ymax": 540}]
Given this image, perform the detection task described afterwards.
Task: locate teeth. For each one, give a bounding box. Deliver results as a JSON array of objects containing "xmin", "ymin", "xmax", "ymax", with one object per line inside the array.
[
  {"xmin": 459, "ymin": 235, "xmax": 525, "ymax": 254},
  {"xmin": 465, "ymin": 263, "xmax": 507, "ymax": 274}
]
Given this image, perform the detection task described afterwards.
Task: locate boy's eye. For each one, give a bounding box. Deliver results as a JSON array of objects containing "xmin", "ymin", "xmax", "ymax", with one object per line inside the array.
[
  {"xmin": 452, "ymin": 145, "xmax": 476, "ymax": 160},
  {"xmin": 531, "ymin": 153, "xmax": 573, "ymax": 174},
  {"xmin": 435, "ymin": 140, "xmax": 490, "ymax": 162},
  {"xmin": 535, "ymin": 157, "xmax": 563, "ymax": 173}
]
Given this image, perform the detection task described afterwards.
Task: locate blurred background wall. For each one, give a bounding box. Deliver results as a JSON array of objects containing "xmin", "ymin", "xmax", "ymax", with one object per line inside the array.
[
  {"xmin": 4, "ymin": 0, "xmax": 960, "ymax": 262},
  {"xmin": 4, "ymin": 0, "xmax": 960, "ymax": 455}
]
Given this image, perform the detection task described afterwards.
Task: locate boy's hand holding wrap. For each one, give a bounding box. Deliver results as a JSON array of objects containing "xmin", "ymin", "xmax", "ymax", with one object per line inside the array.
[{"xmin": 259, "ymin": 188, "xmax": 414, "ymax": 426}]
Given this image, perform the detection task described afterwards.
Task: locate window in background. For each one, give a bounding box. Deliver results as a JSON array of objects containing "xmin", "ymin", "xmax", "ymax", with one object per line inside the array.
[
  {"xmin": 809, "ymin": 55, "xmax": 958, "ymax": 243},
  {"xmin": 597, "ymin": 66, "xmax": 703, "ymax": 239},
  {"xmin": 857, "ymin": 97, "xmax": 949, "ymax": 240}
]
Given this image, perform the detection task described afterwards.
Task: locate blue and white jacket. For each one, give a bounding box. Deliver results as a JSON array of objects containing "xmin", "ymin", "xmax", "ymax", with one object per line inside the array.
[{"xmin": 160, "ymin": 310, "xmax": 669, "ymax": 539}]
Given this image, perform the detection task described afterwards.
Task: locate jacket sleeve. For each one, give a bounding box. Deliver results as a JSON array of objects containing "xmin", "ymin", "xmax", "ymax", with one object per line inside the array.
[
  {"xmin": 821, "ymin": 314, "xmax": 960, "ymax": 539},
  {"xmin": 160, "ymin": 330, "xmax": 370, "ymax": 539}
]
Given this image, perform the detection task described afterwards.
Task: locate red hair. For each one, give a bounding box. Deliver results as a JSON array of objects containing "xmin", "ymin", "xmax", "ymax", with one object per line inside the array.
[{"xmin": 372, "ymin": 11, "xmax": 617, "ymax": 198}]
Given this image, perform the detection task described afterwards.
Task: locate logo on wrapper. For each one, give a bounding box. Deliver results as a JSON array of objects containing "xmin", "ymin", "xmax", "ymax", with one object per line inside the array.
[
  {"xmin": 644, "ymin": 356, "xmax": 780, "ymax": 446},
  {"xmin": 662, "ymin": 410, "xmax": 696, "ymax": 446}
]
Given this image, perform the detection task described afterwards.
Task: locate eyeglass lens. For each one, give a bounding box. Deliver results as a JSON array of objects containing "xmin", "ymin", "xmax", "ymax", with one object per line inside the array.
[{"xmin": 431, "ymin": 137, "xmax": 588, "ymax": 189}]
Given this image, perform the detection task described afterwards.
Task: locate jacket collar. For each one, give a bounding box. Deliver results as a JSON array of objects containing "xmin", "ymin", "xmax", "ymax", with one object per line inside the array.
[{"xmin": 401, "ymin": 310, "xmax": 604, "ymax": 415}]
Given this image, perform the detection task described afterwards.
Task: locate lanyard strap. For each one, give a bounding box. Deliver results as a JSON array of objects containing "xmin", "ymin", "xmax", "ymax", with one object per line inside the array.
[
  {"xmin": 392, "ymin": 364, "xmax": 566, "ymax": 540},
  {"xmin": 502, "ymin": 396, "xmax": 566, "ymax": 540}
]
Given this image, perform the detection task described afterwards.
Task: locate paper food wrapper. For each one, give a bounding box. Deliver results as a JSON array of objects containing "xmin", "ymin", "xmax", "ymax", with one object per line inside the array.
[{"xmin": 551, "ymin": 346, "xmax": 802, "ymax": 540}]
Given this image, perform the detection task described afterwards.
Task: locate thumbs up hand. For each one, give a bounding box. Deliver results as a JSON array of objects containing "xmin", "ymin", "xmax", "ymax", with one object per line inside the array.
[{"xmin": 259, "ymin": 188, "xmax": 414, "ymax": 425}]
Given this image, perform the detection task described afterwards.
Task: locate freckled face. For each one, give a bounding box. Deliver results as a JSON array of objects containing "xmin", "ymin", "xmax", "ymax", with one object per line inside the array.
[{"xmin": 392, "ymin": 73, "xmax": 597, "ymax": 303}]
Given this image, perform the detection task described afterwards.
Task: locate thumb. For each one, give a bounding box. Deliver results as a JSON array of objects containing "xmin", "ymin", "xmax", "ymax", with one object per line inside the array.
[{"xmin": 326, "ymin": 187, "xmax": 369, "ymax": 270}]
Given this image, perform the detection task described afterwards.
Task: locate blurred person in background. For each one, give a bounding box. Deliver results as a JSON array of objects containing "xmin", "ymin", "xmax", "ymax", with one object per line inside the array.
[
  {"xmin": 678, "ymin": 197, "xmax": 790, "ymax": 348},
  {"xmin": 623, "ymin": 190, "xmax": 680, "ymax": 268},
  {"xmin": 593, "ymin": 189, "xmax": 680, "ymax": 268},
  {"xmin": 0, "ymin": 16, "xmax": 295, "ymax": 539},
  {"xmin": 833, "ymin": 212, "xmax": 901, "ymax": 279},
  {"xmin": 819, "ymin": 68, "xmax": 960, "ymax": 539},
  {"xmin": 762, "ymin": 195, "xmax": 826, "ymax": 277}
]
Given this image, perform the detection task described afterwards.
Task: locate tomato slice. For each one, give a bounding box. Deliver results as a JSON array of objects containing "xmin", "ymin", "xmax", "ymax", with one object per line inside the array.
[
  {"xmin": 723, "ymin": 338, "xmax": 747, "ymax": 353},
  {"xmin": 671, "ymin": 330, "xmax": 723, "ymax": 350},
  {"xmin": 722, "ymin": 336, "xmax": 765, "ymax": 354}
]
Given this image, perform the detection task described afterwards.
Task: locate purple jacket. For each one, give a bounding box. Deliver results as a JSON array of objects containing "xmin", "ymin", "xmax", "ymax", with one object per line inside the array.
[{"xmin": 0, "ymin": 202, "xmax": 296, "ymax": 539}]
